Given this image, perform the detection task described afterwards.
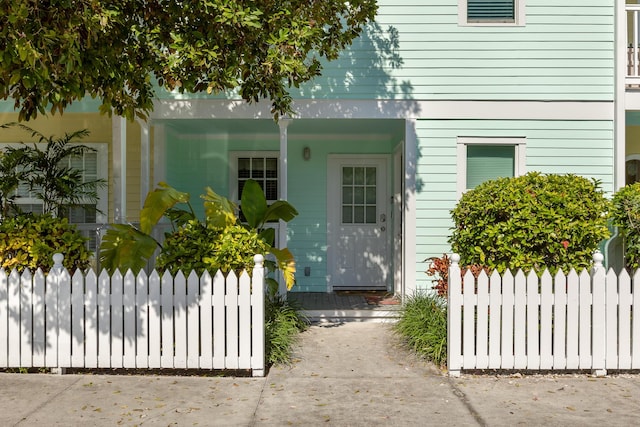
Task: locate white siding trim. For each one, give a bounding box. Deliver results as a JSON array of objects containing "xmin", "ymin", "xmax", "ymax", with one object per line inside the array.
[
  {"xmin": 456, "ymin": 137, "xmax": 527, "ymax": 198},
  {"xmin": 94, "ymin": 143, "xmax": 109, "ymax": 224},
  {"xmin": 111, "ymin": 116, "xmax": 127, "ymax": 223},
  {"xmin": 153, "ymin": 123, "xmax": 167, "ymax": 188},
  {"xmin": 617, "ymin": 0, "xmax": 628, "ymax": 190},
  {"xmin": 151, "ymin": 99, "xmax": 613, "ymax": 121},
  {"xmin": 137, "ymin": 119, "xmax": 150, "ymax": 209}
]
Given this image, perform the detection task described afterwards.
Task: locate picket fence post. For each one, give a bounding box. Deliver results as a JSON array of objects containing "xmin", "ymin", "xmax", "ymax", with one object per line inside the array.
[
  {"xmin": 251, "ymin": 254, "xmax": 266, "ymax": 377},
  {"xmin": 447, "ymin": 254, "xmax": 462, "ymax": 377},
  {"xmin": 591, "ymin": 250, "xmax": 607, "ymax": 377},
  {"xmin": 50, "ymin": 253, "xmax": 66, "ymax": 375}
]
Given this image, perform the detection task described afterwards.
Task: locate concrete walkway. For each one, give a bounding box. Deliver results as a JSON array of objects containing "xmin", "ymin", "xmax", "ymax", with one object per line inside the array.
[{"xmin": 1, "ymin": 322, "xmax": 639, "ymax": 426}]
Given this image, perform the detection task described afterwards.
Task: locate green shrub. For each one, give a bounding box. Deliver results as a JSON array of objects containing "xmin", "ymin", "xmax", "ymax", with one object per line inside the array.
[
  {"xmin": 450, "ymin": 172, "xmax": 610, "ymax": 273},
  {"xmin": 0, "ymin": 213, "xmax": 91, "ymax": 272},
  {"xmin": 100, "ymin": 180, "xmax": 297, "ymax": 290},
  {"xmin": 265, "ymin": 294, "xmax": 308, "ymax": 365},
  {"xmin": 155, "ymin": 221, "xmax": 270, "ymax": 275},
  {"xmin": 395, "ymin": 292, "xmax": 447, "ymax": 368},
  {"xmin": 611, "ymin": 182, "xmax": 640, "ymax": 269}
]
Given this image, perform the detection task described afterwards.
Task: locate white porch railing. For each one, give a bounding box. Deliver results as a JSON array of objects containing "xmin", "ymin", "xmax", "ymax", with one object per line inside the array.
[
  {"xmin": 627, "ymin": 5, "xmax": 640, "ymax": 84},
  {"xmin": 448, "ymin": 253, "xmax": 640, "ymax": 377},
  {"xmin": 0, "ymin": 254, "xmax": 266, "ymax": 376}
]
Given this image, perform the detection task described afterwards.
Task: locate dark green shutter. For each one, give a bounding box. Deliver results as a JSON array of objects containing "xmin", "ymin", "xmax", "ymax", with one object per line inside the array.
[
  {"xmin": 466, "ymin": 145, "xmax": 515, "ymax": 189},
  {"xmin": 467, "ymin": 0, "xmax": 515, "ymax": 21}
]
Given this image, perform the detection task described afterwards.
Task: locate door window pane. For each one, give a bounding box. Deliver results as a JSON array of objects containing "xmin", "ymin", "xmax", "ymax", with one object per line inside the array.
[{"xmin": 341, "ymin": 166, "xmax": 377, "ymax": 225}]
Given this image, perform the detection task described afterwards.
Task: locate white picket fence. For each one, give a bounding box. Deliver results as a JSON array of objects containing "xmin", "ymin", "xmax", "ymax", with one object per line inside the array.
[
  {"xmin": 448, "ymin": 253, "xmax": 640, "ymax": 377},
  {"xmin": 0, "ymin": 254, "xmax": 266, "ymax": 377}
]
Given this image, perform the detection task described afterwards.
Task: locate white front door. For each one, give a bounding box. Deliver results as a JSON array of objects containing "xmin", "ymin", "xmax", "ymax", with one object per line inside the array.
[{"xmin": 327, "ymin": 155, "xmax": 390, "ymax": 291}]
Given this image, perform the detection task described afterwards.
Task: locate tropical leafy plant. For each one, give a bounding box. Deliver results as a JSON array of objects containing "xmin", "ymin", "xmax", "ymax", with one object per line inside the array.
[
  {"xmin": 611, "ymin": 182, "xmax": 640, "ymax": 269},
  {"xmin": 0, "ymin": 145, "xmax": 27, "ymax": 218},
  {"xmin": 0, "ymin": 123, "xmax": 105, "ymax": 218},
  {"xmin": 0, "ymin": 213, "xmax": 91, "ymax": 272},
  {"xmin": 99, "ymin": 180, "xmax": 298, "ymax": 289},
  {"xmin": 450, "ymin": 172, "xmax": 610, "ymax": 273}
]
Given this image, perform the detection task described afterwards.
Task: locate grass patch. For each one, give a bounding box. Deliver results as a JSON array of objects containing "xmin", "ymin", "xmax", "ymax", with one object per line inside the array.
[
  {"xmin": 395, "ymin": 292, "xmax": 447, "ymax": 368},
  {"xmin": 265, "ymin": 293, "xmax": 309, "ymax": 365}
]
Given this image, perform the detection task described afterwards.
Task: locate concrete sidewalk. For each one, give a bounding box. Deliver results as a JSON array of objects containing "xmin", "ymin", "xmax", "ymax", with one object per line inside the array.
[{"xmin": 1, "ymin": 322, "xmax": 639, "ymax": 426}]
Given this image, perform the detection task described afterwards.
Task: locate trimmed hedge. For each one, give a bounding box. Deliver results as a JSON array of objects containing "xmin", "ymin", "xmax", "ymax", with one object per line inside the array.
[
  {"xmin": 611, "ymin": 182, "xmax": 640, "ymax": 269},
  {"xmin": 449, "ymin": 172, "xmax": 610, "ymax": 273}
]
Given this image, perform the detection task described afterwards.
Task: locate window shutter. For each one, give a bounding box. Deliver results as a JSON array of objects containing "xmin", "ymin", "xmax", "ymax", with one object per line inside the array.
[
  {"xmin": 466, "ymin": 145, "xmax": 515, "ymax": 189},
  {"xmin": 467, "ymin": 0, "xmax": 514, "ymax": 21}
]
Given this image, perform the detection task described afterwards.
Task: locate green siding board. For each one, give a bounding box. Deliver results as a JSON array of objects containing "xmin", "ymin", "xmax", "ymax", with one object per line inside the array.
[
  {"xmin": 295, "ymin": 1, "xmax": 615, "ymax": 102},
  {"xmin": 399, "ymin": 50, "xmax": 613, "ymax": 60},
  {"xmin": 318, "ymin": 66, "xmax": 612, "ymax": 78},
  {"xmin": 412, "ymin": 118, "xmax": 614, "ymax": 289},
  {"xmin": 395, "ymin": 42, "xmax": 613, "ymax": 51}
]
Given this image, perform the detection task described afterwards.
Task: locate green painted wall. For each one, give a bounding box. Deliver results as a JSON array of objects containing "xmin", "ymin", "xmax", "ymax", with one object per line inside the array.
[
  {"xmin": 164, "ymin": 123, "xmax": 280, "ymax": 218},
  {"xmin": 290, "ymin": 0, "xmax": 613, "ymax": 102},
  {"xmin": 286, "ymin": 122, "xmax": 400, "ymax": 292},
  {"xmin": 163, "ymin": 119, "xmax": 403, "ymax": 293},
  {"xmin": 413, "ymin": 118, "xmax": 615, "ymax": 291},
  {"xmin": 154, "ymin": 1, "xmax": 615, "ymax": 103}
]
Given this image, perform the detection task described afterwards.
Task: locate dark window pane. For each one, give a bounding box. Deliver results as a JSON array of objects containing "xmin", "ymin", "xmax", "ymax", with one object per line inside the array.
[
  {"xmin": 466, "ymin": 145, "xmax": 515, "ymax": 189},
  {"xmin": 342, "ymin": 206, "xmax": 353, "ymax": 224}
]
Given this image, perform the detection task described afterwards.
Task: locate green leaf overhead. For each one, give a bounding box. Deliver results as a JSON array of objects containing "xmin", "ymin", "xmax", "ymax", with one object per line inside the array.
[
  {"xmin": 202, "ymin": 187, "xmax": 237, "ymax": 229},
  {"xmin": 140, "ymin": 182, "xmax": 190, "ymax": 234},
  {"xmin": 264, "ymin": 200, "xmax": 299, "ymax": 224},
  {"xmin": 0, "ymin": 0, "xmax": 378, "ymax": 121},
  {"xmin": 241, "ymin": 179, "xmax": 269, "ymax": 229},
  {"xmin": 99, "ymin": 224, "xmax": 159, "ymax": 274}
]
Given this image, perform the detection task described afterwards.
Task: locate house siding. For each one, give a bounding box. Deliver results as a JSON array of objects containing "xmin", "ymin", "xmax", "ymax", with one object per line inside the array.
[
  {"xmin": 0, "ymin": 0, "xmax": 620, "ymax": 295},
  {"xmin": 413, "ymin": 118, "xmax": 614, "ymax": 291},
  {"xmin": 292, "ymin": 0, "xmax": 614, "ymax": 102}
]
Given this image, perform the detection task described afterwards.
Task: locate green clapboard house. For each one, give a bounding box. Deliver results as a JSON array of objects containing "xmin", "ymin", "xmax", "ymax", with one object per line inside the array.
[{"xmin": 3, "ymin": 1, "xmax": 638, "ymax": 297}]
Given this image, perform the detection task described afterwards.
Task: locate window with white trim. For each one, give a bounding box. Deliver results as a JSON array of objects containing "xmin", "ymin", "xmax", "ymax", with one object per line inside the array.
[
  {"xmin": 459, "ymin": 0, "xmax": 526, "ymax": 26},
  {"xmin": 229, "ymin": 151, "xmax": 279, "ymax": 217},
  {"xmin": 457, "ymin": 137, "xmax": 526, "ymax": 196},
  {"xmin": 1, "ymin": 143, "xmax": 108, "ymax": 249}
]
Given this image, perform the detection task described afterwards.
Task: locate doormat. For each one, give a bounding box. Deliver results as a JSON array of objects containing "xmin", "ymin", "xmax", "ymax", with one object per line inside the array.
[
  {"xmin": 363, "ymin": 294, "xmax": 400, "ymax": 306},
  {"xmin": 334, "ymin": 290, "xmax": 400, "ymax": 306}
]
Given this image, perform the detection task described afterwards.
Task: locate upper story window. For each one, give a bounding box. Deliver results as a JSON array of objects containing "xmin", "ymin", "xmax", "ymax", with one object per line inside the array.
[{"xmin": 459, "ymin": 0, "xmax": 526, "ymax": 26}]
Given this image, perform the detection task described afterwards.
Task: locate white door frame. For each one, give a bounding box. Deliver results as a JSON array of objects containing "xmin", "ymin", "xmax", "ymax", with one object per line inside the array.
[
  {"xmin": 326, "ymin": 154, "xmax": 392, "ymax": 292},
  {"xmin": 393, "ymin": 144, "xmax": 403, "ymax": 297}
]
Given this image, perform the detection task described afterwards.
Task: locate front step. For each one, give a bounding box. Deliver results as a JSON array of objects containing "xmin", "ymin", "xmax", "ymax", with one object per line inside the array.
[{"xmin": 302, "ymin": 308, "xmax": 400, "ymax": 323}]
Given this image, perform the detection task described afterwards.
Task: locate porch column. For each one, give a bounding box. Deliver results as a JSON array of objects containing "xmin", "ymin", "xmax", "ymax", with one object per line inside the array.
[
  {"xmin": 403, "ymin": 119, "xmax": 418, "ymax": 298},
  {"xmin": 615, "ymin": 0, "xmax": 626, "ymax": 190},
  {"xmin": 137, "ymin": 118, "xmax": 150, "ymax": 207},
  {"xmin": 278, "ymin": 118, "xmax": 292, "ymax": 296},
  {"xmin": 112, "ymin": 116, "xmax": 127, "ymax": 223}
]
